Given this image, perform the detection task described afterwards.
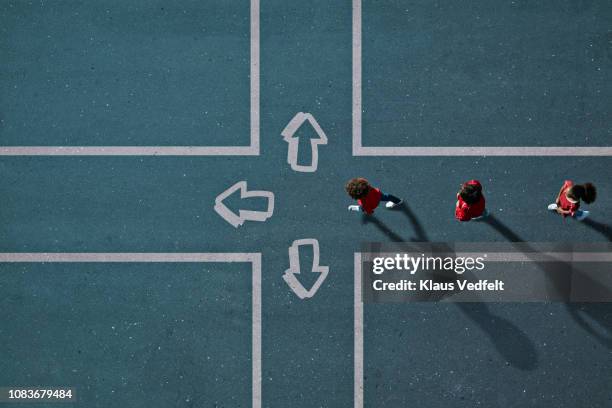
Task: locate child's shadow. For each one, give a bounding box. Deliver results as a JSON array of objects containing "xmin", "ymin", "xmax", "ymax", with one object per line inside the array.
[
  {"xmin": 485, "ymin": 215, "xmax": 612, "ymax": 349},
  {"xmin": 573, "ymin": 217, "xmax": 612, "ymax": 348},
  {"xmin": 361, "ymin": 204, "xmax": 538, "ymax": 370},
  {"xmin": 360, "ymin": 203, "xmax": 427, "ymax": 242},
  {"xmin": 361, "ymin": 213, "xmax": 404, "ymax": 242},
  {"xmin": 581, "ymin": 218, "xmax": 612, "ymax": 241}
]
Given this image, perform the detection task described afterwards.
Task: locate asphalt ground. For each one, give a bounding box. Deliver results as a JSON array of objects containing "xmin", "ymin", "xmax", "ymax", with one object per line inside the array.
[{"xmin": 1, "ymin": 1, "xmax": 611, "ymax": 407}]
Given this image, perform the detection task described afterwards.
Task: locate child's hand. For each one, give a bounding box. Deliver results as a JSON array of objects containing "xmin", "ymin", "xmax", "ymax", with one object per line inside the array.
[{"xmin": 348, "ymin": 205, "xmax": 361, "ymax": 212}]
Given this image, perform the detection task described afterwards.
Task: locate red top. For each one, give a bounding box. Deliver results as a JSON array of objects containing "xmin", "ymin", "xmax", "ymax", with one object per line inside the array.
[
  {"xmin": 455, "ymin": 180, "xmax": 486, "ymax": 221},
  {"xmin": 558, "ymin": 180, "xmax": 579, "ymax": 216},
  {"xmin": 358, "ymin": 187, "xmax": 382, "ymax": 214}
]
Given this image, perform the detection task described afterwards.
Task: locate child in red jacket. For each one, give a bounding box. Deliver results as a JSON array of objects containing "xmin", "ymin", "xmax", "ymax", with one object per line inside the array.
[
  {"xmin": 345, "ymin": 178, "xmax": 402, "ymax": 214},
  {"xmin": 455, "ymin": 180, "xmax": 487, "ymax": 222},
  {"xmin": 547, "ymin": 181, "xmax": 596, "ymax": 221}
]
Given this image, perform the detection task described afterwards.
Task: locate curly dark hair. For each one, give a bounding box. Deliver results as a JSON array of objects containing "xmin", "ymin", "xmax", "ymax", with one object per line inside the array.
[
  {"xmin": 458, "ymin": 183, "xmax": 482, "ymax": 205},
  {"xmin": 568, "ymin": 183, "xmax": 597, "ymax": 204},
  {"xmin": 345, "ymin": 177, "xmax": 371, "ymax": 199}
]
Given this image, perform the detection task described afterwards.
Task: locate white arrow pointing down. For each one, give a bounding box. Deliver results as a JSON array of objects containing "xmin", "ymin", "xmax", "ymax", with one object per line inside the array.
[{"xmin": 283, "ymin": 239, "xmax": 329, "ymax": 299}]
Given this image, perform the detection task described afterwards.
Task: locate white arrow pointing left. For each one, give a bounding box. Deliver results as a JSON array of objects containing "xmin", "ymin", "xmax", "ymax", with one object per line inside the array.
[{"xmin": 214, "ymin": 181, "xmax": 275, "ymax": 228}]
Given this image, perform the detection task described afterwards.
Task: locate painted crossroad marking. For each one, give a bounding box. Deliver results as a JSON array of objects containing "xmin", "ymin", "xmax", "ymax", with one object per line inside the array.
[
  {"xmin": 0, "ymin": 252, "xmax": 262, "ymax": 408},
  {"xmin": 351, "ymin": 0, "xmax": 612, "ymax": 157},
  {"xmin": 354, "ymin": 250, "xmax": 612, "ymax": 407},
  {"xmin": 0, "ymin": 0, "xmax": 260, "ymax": 157}
]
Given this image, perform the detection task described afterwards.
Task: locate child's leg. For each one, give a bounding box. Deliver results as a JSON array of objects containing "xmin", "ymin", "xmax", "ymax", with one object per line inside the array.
[
  {"xmin": 380, "ymin": 193, "xmax": 403, "ymax": 209},
  {"xmin": 574, "ymin": 209, "xmax": 589, "ymax": 221},
  {"xmin": 380, "ymin": 193, "xmax": 402, "ymax": 204}
]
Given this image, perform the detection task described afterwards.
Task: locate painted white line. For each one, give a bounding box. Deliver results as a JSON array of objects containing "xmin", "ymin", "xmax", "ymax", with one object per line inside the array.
[
  {"xmin": 250, "ymin": 253, "xmax": 262, "ymax": 408},
  {"xmin": 0, "ymin": 252, "xmax": 262, "ymax": 408},
  {"xmin": 354, "ymin": 252, "xmax": 363, "ymax": 408},
  {"xmin": 250, "ymin": 0, "xmax": 260, "ymax": 156},
  {"xmin": 351, "ymin": 0, "xmax": 612, "ymax": 157},
  {"xmin": 352, "ymin": 0, "xmax": 362, "ymax": 157},
  {"xmin": 0, "ymin": 252, "xmax": 259, "ymax": 263},
  {"xmin": 0, "ymin": 146, "xmax": 259, "ymax": 156},
  {"xmin": 0, "ymin": 0, "xmax": 260, "ymax": 157},
  {"xmin": 355, "ymin": 146, "xmax": 612, "ymax": 156}
]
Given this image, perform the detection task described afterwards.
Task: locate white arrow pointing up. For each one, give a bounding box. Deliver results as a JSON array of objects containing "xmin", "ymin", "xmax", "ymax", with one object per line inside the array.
[
  {"xmin": 214, "ymin": 181, "xmax": 274, "ymax": 228},
  {"xmin": 283, "ymin": 239, "xmax": 329, "ymax": 299},
  {"xmin": 281, "ymin": 112, "xmax": 328, "ymax": 173}
]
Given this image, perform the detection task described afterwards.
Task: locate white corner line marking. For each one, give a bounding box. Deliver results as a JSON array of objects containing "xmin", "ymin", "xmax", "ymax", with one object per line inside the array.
[
  {"xmin": 353, "ymin": 249, "xmax": 612, "ymax": 408},
  {"xmin": 0, "ymin": 0, "xmax": 259, "ymax": 157},
  {"xmin": 351, "ymin": 0, "xmax": 612, "ymax": 157},
  {"xmin": 0, "ymin": 252, "xmax": 262, "ymax": 408}
]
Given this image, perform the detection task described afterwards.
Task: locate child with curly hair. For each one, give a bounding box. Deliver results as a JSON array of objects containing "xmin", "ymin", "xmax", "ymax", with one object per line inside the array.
[
  {"xmin": 345, "ymin": 178, "xmax": 402, "ymax": 214},
  {"xmin": 548, "ymin": 181, "xmax": 596, "ymax": 221}
]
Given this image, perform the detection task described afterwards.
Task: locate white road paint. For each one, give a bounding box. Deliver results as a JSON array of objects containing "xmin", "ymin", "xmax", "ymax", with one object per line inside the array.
[
  {"xmin": 351, "ymin": 0, "xmax": 612, "ymax": 157},
  {"xmin": 214, "ymin": 181, "xmax": 274, "ymax": 228},
  {"xmin": 0, "ymin": 146, "xmax": 259, "ymax": 156},
  {"xmin": 0, "ymin": 0, "xmax": 260, "ymax": 157},
  {"xmin": 354, "ymin": 252, "xmax": 363, "ymax": 408},
  {"xmin": 354, "ymin": 146, "xmax": 612, "ymax": 156},
  {"xmin": 0, "ymin": 252, "xmax": 262, "ymax": 408},
  {"xmin": 283, "ymin": 239, "xmax": 329, "ymax": 299},
  {"xmin": 250, "ymin": 0, "xmax": 260, "ymax": 156},
  {"xmin": 281, "ymin": 113, "xmax": 328, "ymax": 173}
]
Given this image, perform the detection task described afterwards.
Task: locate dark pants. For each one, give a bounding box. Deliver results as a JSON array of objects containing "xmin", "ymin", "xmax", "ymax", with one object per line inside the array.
[{"xmin": 380, "ymin": 193, "xmax": 401, "ymax": 204}]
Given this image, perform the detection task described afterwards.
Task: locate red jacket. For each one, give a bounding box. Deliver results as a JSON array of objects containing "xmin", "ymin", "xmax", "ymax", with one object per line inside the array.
[
  {"xmin": 358, "ymin": 188, "xmax": 382, "ymax": 214},
  {"xmin": 558, "ymin": 180, "xmax": 579, "ymax": 217},
  {"xmin": 455, "ymin": 180, "xmax": 486, "ymax": 221}
]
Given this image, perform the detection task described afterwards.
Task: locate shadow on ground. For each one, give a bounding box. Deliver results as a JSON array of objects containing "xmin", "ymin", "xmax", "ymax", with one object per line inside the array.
[
  {"xmin": 484, "ymin": 214, "xmax": 612, "ymax": 350},
  {"xmin": 581, "ymin": 218, "xmax": 612, "ymax": 241},
  {"xmin": 362, "ymin": 203, "xmax": 539, "ymax": 370}
]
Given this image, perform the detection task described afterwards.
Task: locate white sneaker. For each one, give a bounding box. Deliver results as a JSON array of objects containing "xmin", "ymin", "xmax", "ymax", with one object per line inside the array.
[
  {"xmin": 575, "ymin": 210, "xmax": 589, "ymax": 221},
  {"xmin": 348, "ymin": 205, "xmax": 361, "ymax": 212},
  {"xmin": 385, "ymin": 200, "xmax": 403, "ymax": 209},
  {"xmin": 547, "ymin": 203, "xmax": 558, "ymax": 211}
]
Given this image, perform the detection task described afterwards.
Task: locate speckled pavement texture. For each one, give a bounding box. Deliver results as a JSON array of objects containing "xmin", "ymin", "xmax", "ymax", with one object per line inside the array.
[{"xmin": 1, "ymin": 1, "xmax": 611, "ymax": 407}]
